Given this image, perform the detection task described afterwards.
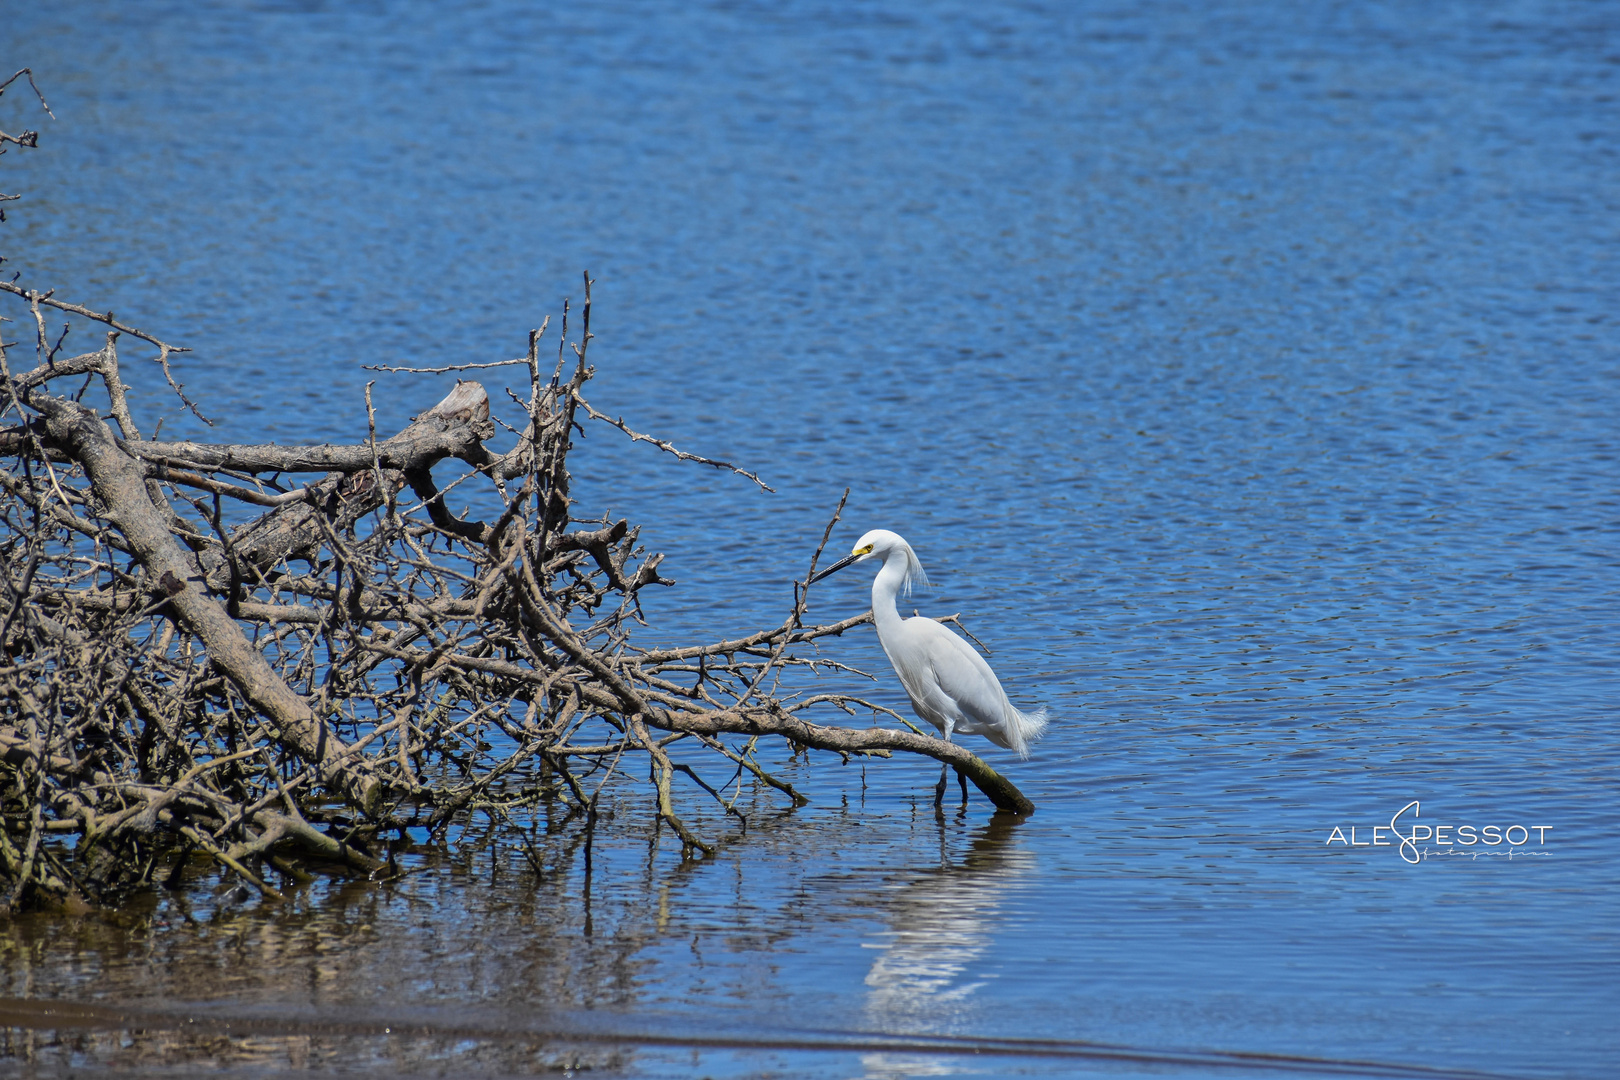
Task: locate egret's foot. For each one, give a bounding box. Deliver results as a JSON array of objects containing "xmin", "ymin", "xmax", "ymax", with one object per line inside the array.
[
  {"xmin": 933, "ymin": 766, "xmax": 948, "ymax": 807},
  {"xmin": 956, "ymin": 766, "xmax": 969, "ymax": 805}
]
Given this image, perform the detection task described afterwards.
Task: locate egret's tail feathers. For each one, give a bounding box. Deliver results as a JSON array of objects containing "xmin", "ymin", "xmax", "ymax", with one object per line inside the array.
[{"xmin": 1006, "ymin": 704, "xmax": 1050, "ymax": 760}]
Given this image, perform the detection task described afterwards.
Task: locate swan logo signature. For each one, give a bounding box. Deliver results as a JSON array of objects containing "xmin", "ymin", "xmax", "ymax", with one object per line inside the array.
[{"xmin": 1325, "ymin": 801, "xmax": 1553, "ymax": 865}]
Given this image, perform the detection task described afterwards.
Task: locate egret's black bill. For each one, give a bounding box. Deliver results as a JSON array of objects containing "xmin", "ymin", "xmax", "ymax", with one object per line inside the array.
[{"xmin": 810, "ymin": 551, "xmax": 862, "ymax": 584}]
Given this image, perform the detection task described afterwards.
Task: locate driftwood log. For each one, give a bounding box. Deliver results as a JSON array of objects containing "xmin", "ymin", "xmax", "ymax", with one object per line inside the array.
[{"xmin": 0, "ymin": 78, "xmax": 1031, "ymax": 913}]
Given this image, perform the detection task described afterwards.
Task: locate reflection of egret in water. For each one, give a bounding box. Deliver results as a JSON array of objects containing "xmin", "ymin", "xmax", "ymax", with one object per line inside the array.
[{"xmin": 861, "ymin": 815, "xmax": 1033, "ymax": 1079}]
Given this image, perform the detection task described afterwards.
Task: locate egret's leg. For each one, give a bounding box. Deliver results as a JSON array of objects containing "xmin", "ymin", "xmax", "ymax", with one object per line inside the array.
[
  {"xmin": 933, "ymin": 764, "xmax": 948, "ymax": 807},
  {"xmin": 956, "ymin": 766, "xmax": 968, "ymax": 804}
]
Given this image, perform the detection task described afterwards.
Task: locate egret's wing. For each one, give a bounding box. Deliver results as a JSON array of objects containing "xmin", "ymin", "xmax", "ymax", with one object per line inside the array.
[{"xmin": 906, "ymin": 618, "xmax": 1009, "ymax": 731}]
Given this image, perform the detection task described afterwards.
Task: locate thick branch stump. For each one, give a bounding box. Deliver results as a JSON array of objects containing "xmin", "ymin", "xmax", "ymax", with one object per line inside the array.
[{"xmin": 32, "ymin": 393, "xmax": 381, "ymax": 813}]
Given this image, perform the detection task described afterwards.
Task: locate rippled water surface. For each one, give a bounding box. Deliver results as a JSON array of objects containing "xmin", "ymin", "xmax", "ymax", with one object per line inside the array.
[{"xmin": 4, "ymin": 1, "xmax": 1618, "ymax": 1077}]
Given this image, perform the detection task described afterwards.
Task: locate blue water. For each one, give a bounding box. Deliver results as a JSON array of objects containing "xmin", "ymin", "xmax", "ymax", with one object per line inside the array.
[{"xmin": 4, "ymin": 2, "xmax": 1618, "ymax": 1077}]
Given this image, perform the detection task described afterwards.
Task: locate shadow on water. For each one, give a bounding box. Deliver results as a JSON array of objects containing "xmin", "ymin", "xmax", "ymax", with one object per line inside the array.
[{"xmin": 0, "ymin": 997, "xmax": 1546, "ymax": 1080}]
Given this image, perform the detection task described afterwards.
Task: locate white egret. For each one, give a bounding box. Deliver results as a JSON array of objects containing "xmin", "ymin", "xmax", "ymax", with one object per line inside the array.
[{"xmin": 811, "ymin": 530, "xmax": 1048, "ymax": 759}]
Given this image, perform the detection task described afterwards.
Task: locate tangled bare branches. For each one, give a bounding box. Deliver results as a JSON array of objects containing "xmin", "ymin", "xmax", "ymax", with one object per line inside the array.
[
  {"xmin": 0, "ymin": 69, "xmax": 54, "ymax": 219},
  {"xmin": 0, "ymin": 278, "xmax": 1033, "ymax": 912},
  {"xmin": 0, "ymin": 79, "xmax": 1030, "ymax": 913}
]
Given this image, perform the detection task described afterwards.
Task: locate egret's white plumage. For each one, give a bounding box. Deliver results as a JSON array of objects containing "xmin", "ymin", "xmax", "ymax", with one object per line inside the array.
[{"xmin": 812, "ymin": 530, "xmax": 1048, "ymax": 758}]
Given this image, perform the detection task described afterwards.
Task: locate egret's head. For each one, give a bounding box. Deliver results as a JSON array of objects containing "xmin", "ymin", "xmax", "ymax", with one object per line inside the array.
[{"xmin": 810, "ymin": 529, "xmax": 929, "ymax": 594}]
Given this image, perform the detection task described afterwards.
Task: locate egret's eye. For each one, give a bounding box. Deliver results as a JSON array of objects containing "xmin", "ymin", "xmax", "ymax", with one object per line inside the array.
[{"xmin": 853, "ymin": 544, "xmax": 874, "ymax": 556}]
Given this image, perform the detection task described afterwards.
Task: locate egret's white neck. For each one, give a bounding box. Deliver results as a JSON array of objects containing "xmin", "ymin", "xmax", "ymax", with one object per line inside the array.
[{"xmin": 870, "ymin": 551, "xmax": 911, "ymax": 634}]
